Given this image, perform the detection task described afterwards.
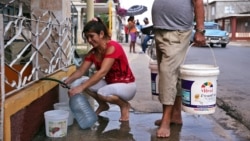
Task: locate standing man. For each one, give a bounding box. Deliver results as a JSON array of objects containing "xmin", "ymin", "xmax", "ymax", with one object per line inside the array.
[{"xmin": 151, "ymin": 0, "xmax": 206, "ymax": 138}]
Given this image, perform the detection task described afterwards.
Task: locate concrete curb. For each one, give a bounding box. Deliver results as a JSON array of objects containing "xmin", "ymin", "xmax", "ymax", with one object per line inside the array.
[{"xmin": 229, "ymin": 41, "xmax": 250, "ymax": 47}]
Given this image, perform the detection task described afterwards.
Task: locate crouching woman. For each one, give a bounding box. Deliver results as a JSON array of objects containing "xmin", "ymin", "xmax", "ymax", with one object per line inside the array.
[{"xmin": 64, "ymin": 17, "xmax": 136, "ymax": 121}]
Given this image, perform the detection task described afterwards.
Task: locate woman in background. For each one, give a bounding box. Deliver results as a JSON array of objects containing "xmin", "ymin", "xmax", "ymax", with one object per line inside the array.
[{"xmin": 127, "ymin": 16, "xmax": 137, "ymax": 53}]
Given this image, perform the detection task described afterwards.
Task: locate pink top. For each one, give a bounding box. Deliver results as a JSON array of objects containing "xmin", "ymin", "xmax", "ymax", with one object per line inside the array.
[{"xmin": 85, "ymin": 40, "xmax": 135, "ymax": 84}]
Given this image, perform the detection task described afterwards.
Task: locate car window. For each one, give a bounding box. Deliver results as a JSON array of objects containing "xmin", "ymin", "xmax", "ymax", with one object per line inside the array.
[{"xmin": 205, "ymin": 24, "xmax": 220, "ymax": 30}]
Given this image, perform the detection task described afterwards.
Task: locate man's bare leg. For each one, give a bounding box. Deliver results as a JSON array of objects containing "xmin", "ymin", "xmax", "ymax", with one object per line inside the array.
[
  {"xmin": 155, "ymin": 96, "xmax": 182, "ymax": 126},
  {"xmin": 156, "ymin": 105, "xmax": 172, "ymax": 138},
  {"xmin": 171, "ymin": 96, "xmax": 182, "ymax": 123}
]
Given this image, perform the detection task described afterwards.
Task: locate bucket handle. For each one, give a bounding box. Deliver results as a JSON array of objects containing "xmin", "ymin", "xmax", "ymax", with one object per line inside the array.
[{"xmin": 182, "ymin": 43, "xmax": 218, "ymax": 66}]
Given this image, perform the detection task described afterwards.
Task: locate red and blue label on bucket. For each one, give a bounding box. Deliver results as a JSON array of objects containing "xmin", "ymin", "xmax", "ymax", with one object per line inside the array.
[{"xmin": 181, "ymin": 79, "xmax": 217, "ymax": 114}]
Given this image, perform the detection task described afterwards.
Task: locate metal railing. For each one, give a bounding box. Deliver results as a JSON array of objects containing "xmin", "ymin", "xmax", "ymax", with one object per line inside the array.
[{"xmin": 0, "ymin": 2, "xmax": 74, "ymax": 140}]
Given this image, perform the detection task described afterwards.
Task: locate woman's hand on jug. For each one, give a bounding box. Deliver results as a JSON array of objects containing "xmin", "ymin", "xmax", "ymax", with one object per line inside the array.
[
  {"xmin": 61, "ymin": 77, "xmax": 70, "ymax": 89},
  {"xmin": 68, "ymin": 85, "xmax": 84, "ymax": 97}
]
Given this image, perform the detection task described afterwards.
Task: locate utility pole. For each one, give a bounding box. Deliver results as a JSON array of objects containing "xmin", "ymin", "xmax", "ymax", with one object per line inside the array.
[
  {"xmin": 86, "ymin": 0, "xmax": 94, "ymax": 21},
  {"xmin": 206, "ymin": 0, "xmax": 209, "ymax": 21}
]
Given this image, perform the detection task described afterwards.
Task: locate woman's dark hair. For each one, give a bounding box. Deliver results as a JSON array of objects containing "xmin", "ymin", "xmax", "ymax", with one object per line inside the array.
[
  {"xmin": 82, "ymin": 17, "xmax": 110, "ymax": 39},
  {"xmin": 127, "ymin": 16, "xmax": 134, "ymax": 22}
]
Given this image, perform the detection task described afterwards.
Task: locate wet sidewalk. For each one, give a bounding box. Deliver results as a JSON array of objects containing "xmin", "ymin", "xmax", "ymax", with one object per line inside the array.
[
  {"xmin": 33, "ymin": 42, "xmax": 250, "ymax": 141},
  {"xmin": 33, "ymin": 107, "xmax": 249, "ymax": 141}
]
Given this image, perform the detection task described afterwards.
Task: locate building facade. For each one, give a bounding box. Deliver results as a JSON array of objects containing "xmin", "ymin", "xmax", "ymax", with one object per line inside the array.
[{"xmin": 206, "ymin": 0, "xmax": 250, "ymax": 40}]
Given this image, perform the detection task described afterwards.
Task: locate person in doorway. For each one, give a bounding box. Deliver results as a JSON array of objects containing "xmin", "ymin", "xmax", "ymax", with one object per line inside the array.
[
  {"xmin": 140, "ymin": 17, "xmax": 153, "ymax": 53},
  {"xmin": 127, "ymin": 16, "xmax": 137, "ymax": 53},
  {"xmin": 151, "ymin": 0, "xmax": 206, "ymax": 138},
  {"xmin": 124, "ymin": 25, "xmax": 129, "ymax": 43},
  {"xmin": 64, "ymin": 17, "xmax": 136, "ymax": 121},
  {"xmin": 135, "ymin": 19, "xmax": 142, "ymax": 34}
]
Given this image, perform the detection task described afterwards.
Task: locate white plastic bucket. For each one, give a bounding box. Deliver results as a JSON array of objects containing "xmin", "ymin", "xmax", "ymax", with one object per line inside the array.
[
  {"xmin": 148, "ymin": 60, "xmax": 159, "ymax": 100},
  {"xmin": 44, "ymin": 110, "xmax": 69, "ymax": 138},
  {"xmin": 54, "ymin": 102, "xmax": 74, "ymax": 126},
  {"xmin": 180, "ymin": 45, "xmax": 220, "ymax": 114}
]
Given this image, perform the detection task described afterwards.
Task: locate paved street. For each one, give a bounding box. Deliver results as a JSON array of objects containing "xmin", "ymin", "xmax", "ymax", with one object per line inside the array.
[{"xmin": 33, "ymin": 41, "xmax": 250, "ymax": 141}]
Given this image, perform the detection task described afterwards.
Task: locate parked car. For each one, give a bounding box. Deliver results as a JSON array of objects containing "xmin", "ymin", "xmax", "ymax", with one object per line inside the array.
[{"xmin": 191, "ymin": 22, "xmax": 230, "ymax": 48}]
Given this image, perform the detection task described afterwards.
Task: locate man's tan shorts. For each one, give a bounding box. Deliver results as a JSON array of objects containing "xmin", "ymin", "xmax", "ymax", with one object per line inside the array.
[{"xmin": 154, "ymin": 29, "xmax": 192, "ymax": 105}]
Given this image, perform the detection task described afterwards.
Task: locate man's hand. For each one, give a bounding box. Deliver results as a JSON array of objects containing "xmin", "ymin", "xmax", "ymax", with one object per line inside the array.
[{"xmin": 193, "ymin": 32, "xmax": 206, "ymax": 47}]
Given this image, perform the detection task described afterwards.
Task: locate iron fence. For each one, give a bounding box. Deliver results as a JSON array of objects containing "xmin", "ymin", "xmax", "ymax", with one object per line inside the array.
[{"xmin": 0, "ymin": 1, "xmax": 75, "ymax": 140}]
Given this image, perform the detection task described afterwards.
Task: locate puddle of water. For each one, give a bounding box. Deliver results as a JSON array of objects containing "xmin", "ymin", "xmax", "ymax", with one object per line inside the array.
[{"xmin": 33, "ymin": 109, "xmax": 250, "ymax": 141}]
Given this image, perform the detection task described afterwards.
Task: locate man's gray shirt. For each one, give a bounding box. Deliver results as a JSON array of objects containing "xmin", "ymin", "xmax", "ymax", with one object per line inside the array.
[{"xmin": 152, "ymin": 0, "xmax": 194, "ymax": 30}]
